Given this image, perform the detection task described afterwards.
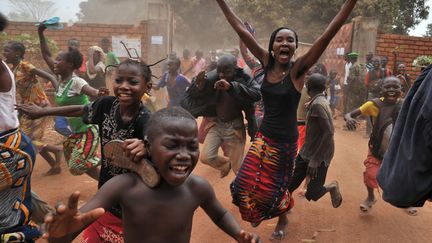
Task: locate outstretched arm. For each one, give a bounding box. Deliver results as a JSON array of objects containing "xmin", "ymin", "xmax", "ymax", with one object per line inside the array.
[
  {"xmin": 45, "ymin": 174, "xmax": 134, "ymax": 241},
  {"xmin": 292, "ymin": 0, "xmax": 357, "ymax": 90},
  {"xmin": 38, "ymin": 24, "xmax": 55, "ymax": 72},
  {"xmin": 31, "ymin": 67, "xmax": 58, "ymax": 90},
  {"xmin": 198, "ymin": 177, "xmax": 261, "ymax": 242},
  {"xmin": 344, "ymin": 108, "xmax": 362, "ymax": 130},
  {"xmin": 215, "ymin": 0, "xmax": 268, "ymax": 66},
  {"xmin": 16, "ymin": 104, "xmax": 84, "ymax": 119}
]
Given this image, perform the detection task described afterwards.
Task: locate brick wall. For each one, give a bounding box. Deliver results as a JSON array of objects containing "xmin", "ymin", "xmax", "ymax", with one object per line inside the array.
[
  {"xmin": 323, "ymin": 22, "xmax": 354, "ymax": 77},
  {"xmin": 3, "ymin": 21, "xmax": 149, "ymax": 65},
  {"xmin": 375, "ymin": 33, "xmax": 432, "ymax": 78}
]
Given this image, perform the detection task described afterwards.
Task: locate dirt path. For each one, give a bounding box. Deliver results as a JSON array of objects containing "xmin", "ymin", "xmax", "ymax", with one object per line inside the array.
[{"xmin": 33, "ymin": 119, "xmax": 432, "ymax": 243}]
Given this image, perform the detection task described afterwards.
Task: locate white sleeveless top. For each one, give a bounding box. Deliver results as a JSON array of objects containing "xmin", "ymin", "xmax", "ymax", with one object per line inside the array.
[{"xmin": 0, "ymin": 61, "xmax": 19, "ymax": 132}]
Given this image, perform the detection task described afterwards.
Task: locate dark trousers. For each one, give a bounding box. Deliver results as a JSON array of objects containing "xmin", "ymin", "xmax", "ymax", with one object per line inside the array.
[{"xmin": 288, "ymin": 155, "xmax": 329, "ymax": 201}]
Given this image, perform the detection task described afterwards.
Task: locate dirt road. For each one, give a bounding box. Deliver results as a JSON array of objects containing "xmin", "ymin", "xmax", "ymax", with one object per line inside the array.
[{"xmin": 33, "ymin": 119, "xmax": 432, "ymax": 243}]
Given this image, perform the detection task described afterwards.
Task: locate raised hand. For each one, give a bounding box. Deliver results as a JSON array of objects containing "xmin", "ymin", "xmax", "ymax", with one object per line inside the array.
[
  {"xmin": 214, "ymin": 79, "xmax": 232, "ymax": 91},
  {"xmin": 37, "ymin": 21, "xmax": 47, "ymax": 32},
  {"xmin": 124, "ymin": 138, "xmax": 147, "ymax": 163},
  {"xmin": 237, "ymin": 230, "xmax": 262, "ymax": 243},
  {"xmin": 15, "ymin": 103, "xmax": 45, "ymax": 119},
  {"xmin": 43, "ymin": 191, "xmax": 105, "ymax": 239}
]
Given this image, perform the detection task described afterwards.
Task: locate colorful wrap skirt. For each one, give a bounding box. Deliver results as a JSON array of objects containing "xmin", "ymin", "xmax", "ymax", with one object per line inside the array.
[
  {"xmin": 63, "ymin": 125, "xmax": 101, "ymax": 175},
  {"xmin": 19, "ymin": 115, "xmax": 48, "ymax": 150},
  {"xmin": 230, "ymin": 132, "xmax": 297, "ymax": 224},
  {"xmin": 0, "ymin": 128, "xmax": 41, "ymax": 242}
]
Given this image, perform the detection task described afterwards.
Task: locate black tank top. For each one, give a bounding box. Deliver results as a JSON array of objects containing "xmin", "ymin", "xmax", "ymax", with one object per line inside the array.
[{"xmin": 259, "ymin": 72, "xmax": 301, "ymax": 142}]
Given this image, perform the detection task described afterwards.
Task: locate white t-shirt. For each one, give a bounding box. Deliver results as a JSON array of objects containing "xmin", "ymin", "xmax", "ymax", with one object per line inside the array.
[
  {"xmin": 56, "ymin": 75, "xmax": 88, "ymax": 97},
  {"xmin": 0, "ymin": 61, "xmax": 19, "ymax": 132},
  {"xmin": 344, "ymin": 62, "xmax": 352, "ymax": 85}
]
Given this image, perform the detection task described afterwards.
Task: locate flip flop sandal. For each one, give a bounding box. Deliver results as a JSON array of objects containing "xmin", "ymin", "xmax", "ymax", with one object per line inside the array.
[
  {"xmin": 270, "ymin": 230, "xmax": 286, "ymax": 241},
  {"xmin": 330, "ymin": 181, "xmax": 342, "ymax": 208},
  {"xmin": 360, "ymin": 199, "xmax": 377, "ymax": 213},
  {"xmin": 104, "ymin": 140, "xmax": 160, "ymax": 188},
  {"xmin": 406, "ymin": 207, "xmax": 417, "ymax": 216}
]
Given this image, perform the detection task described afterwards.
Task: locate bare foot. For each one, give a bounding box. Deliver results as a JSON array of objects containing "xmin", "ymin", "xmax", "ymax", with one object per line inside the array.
[{"xmin": 42, "ymin": 167, "xmax": 61, "ymax": 176}]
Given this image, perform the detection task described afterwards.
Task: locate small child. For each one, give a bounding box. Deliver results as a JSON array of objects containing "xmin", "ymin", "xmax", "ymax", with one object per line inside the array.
[
  {"xmin": 16, "ymin": 58, "xmax": 153, "ymax": 241},
  {"xmin": 287, "ymin": 74, "xmax": 342, "ymax": 237},
  {"xmin": 344, "ymin": 77, "xmax": 417, "ymax": 215},
  {"xmin": 42, "ymin": 107, "xmax": 261, "ymax": 243}
]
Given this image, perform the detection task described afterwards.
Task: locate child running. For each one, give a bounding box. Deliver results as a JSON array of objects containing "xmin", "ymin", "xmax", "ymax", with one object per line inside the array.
[
  {"xmin": 37, "ymin": 22, "xmax": 105, "ymax": 180},
  {"xmin": 344, "ymin": 77, "xmax": 417, "ymax": 215},
  {"xmin": 42, "ymin": 107, "xmax": 261, "ymax": 243},
  {"xmin": 2, "ymin": 40, "xmax": 63, "ymax": 176},
  {"xmin": 17, "ymin": 58, "xmax": 153, "ymax": 242},
  {"xmin": 287, "ymin": 74, "xmax": 342, "ymax": 222},
  {"xmin": 216, "ymin": 0, "xmax": 357, "ymax": 239}
]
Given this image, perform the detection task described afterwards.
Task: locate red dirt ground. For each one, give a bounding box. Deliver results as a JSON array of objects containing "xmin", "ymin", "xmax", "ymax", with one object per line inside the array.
[{"xmin": 33, "ymin": 118, "xmax": 432, "ymax": 243}]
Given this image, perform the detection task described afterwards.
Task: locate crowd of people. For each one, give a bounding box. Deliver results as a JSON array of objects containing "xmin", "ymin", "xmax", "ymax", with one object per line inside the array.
[{"xmin": 1, "ymin": 0, "xmax": 431, "ymax": 242}]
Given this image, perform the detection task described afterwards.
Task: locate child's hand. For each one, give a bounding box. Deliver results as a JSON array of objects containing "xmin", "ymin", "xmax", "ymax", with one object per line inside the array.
[
  {"xmin": 345, "ymin": 118, "xmax": 358, "ymax": 130},
  {"xmin": 237, "ymin": 230, "xmax": 262, "ymax": 243},
  {"xmin": 37, "ymin": 21, "xmax": 47, "ymax": 32},
  {"xmin": 15, "ymin": 104, "xmax": 45, "ymax": 119},
  {"xmin": 42, "ymin": 191, "xmax": 105, "ymax": 239},
  {"xmin": 124, "ymin": 139, "xmax": 147, "ymax": 163},
  {"xmin": 307, "ymin": 163, "xmax": 319, "ymax": 180},
  {"xmin": 97, "ymin": 87, "xmax": 109, "ymax": 97}
]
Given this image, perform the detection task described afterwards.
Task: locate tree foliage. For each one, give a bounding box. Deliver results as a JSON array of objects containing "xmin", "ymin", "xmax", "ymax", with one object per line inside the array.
[
  {"xmin": 169, "ymin": 0, "xmax": 429, "ymax": 48},
  {"xmin": 76, "ymin": 0, "xmax": 429, "ymax": 50},
  {"xmin": 7, "ymin": 0, "xmax": 56, "ymax": 22}
]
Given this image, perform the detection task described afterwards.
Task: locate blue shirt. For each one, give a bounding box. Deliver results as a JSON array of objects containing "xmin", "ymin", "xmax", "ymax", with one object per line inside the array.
[{"xmin": 157, "ymin": 73, "xmax": 190, "ymax": 107}]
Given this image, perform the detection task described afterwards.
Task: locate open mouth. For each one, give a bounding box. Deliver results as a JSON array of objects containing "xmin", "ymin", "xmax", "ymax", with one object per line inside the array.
[
  {"xmin": 278, "ymin": 50, "xmax": 291, "ymax": 61},
  {"xmin": 169, "ymin": 165, "xmax": 190, "ymax": 175}
]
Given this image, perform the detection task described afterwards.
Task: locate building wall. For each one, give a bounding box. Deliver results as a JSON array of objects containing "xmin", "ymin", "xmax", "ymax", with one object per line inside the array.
[
  {"xmin": 3, "ymin": 21, "xmax": 149, "ymax": 65},
  {"xmin": 322, "ymin": 22, "xmax": 354, "ymax": 76},
  {"xmin": 375, "ymin": 33, "xmax": 432, "ymax": 77}
]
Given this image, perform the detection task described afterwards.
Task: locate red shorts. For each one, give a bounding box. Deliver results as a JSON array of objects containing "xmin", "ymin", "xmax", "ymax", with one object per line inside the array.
[
  {"xmin": 363, "ymin": 150, "xmax": 382, "ymax": 189},
  {"xmin": 297, "ymin": 124, "xmax": 306, "ymax": 154},
  {"xmin": 82, "ymin": 212, "xmax": 123, "ymax": 243}
]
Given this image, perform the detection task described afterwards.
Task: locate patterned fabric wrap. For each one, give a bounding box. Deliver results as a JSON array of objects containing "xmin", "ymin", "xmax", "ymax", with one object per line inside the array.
[
  {"xmin": 82, "ymin": 212, "xmax": 123, "ymax": 243},
  {"xmin": 230, "ymin": 132, "xmax": 296, "ymax": 224},
  {"xmin": 14, "ymin": 60, "xmax": 50, "ymax": 149},
  {"xmin": 19, "ymin": 116, "xmax": 48, "ymax": 150},
  {"xmin": 14, "ymin": 61, "xmax": 49, "ymax": 106},
  {"xmin": 0, "ymin": 129, "xmax": 41, "ymax": 242},
  {"xmin": 63, "ymin": 125, "xmax": 100, "ymax": 175}
]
